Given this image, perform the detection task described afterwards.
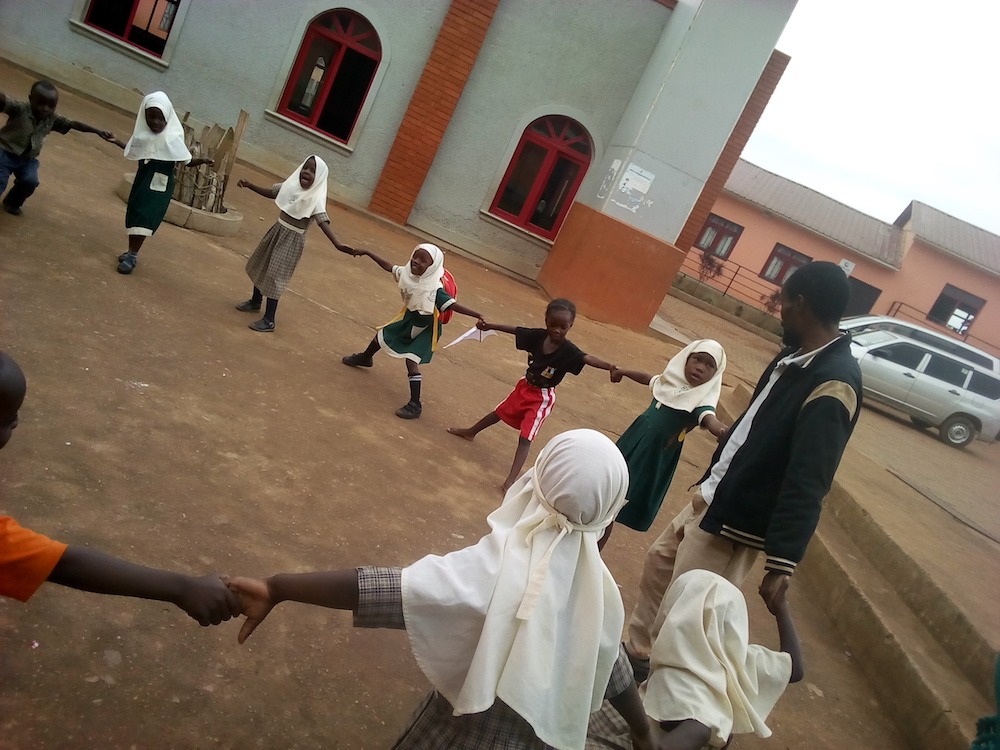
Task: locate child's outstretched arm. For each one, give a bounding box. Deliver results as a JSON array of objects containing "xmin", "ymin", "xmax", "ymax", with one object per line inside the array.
[
  {"xmin": 356, "ymin": 249, "xmax": 395, "ymax": 273},
  {"xmin": 47, "ymin": 546, "xmax": 242, "ymax": 626},
  {"xmin": 67, "ymin": 120, "xmax": 115, "ymax": 141},
  {"xmin": 187, "ymin": 157, "xmax": 215, "ymax": 168},
  {"xmin": 449, "ymin": 301, "xmax": 484, "ymax": 322},
  {"xmin": 583, "ymin": 354, "xmax": 616, "ymax": 372},
  {"xmin": 700, "ymin": 413, "xmax": 729, "ymax": 440},
  {"xmin": 477, "ymin": 320, "xmax": 518, "ymax": 335},
  {"xmin": 225, "ymin": 570, "xmax": 359, "ymax": 644},
  {"xmin": 761, "ymin": 582, "xmax": 804, "ymax": 683},
  {"xmin": 317, "ymin": 220, "xmax": 357, "ymax": 255},
  {"xmin": 237, "ymin": 179, "xmax": 279, "ymax": 199},
  {"xmin": 610, "ymin": 366, "xmax": 656, "ymax": 385}
]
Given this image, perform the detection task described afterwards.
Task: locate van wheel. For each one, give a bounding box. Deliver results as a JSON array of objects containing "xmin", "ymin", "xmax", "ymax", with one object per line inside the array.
[
  {"xmin": 938, "ymin": 415, "xmax": 976, "ymax": 448},
  {"xmin": 910, "ymin": 416, "xmax": 931, "ymax": 429}
]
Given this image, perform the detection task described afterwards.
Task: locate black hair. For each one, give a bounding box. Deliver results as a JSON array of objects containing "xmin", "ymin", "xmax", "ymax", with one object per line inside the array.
[
  {"xmin": 546, "ymin": 298, "xmax": 577, "ymax": 321},
  {"xmin": 0, "ymin": 351, "xmax": 27, "ymax": 404},
  {"xmin": 782, "ymin": 261, "xmax": 850, "ymax": 326},
  {"xmin": 30, "ymin": 80, "xmax": 58, "ymax": 98}
]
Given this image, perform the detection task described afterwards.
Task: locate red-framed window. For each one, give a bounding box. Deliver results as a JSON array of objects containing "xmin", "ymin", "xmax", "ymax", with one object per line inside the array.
[
  {"xmin": 84, "ymin": 0, "xmax": 180, "ymax": 57},
  {"xmin": 277, "ymin": 9, "xmax": 382, "ymax": 144},
  {"xmin": 695, "ymin": 213, "xmax": 744, "ymax": 259},
  {"xmin": 760, "ymin": 244, "xmax": 811, "ymax": 283},
  {"xmin": 490, "ymin": 116, "xmax": 593, "ymax": 240}
]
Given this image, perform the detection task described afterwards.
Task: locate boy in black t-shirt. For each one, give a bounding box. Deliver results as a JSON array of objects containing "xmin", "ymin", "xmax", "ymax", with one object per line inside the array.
[{"xmin": 448, "ymin": 299, "xmax": 616, "ymax": 492}]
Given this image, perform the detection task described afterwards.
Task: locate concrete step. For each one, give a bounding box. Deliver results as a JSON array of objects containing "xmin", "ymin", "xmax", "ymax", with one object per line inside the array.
[
  {"xmin": 799, "ymin": 507, "xmax": 990, "ymax": 749},
  {"xmin": 825, "ymin": 455, "xmax": 998, "ymax": 705}
]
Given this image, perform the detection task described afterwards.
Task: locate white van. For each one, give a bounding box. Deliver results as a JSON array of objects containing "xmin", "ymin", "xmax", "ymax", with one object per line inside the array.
[
  {"xmin": 840, "ymin": 315, "xmax": 1000, "ymax": 375},
  {"xmin": 849, "ymin": 330, "xmax": 1000, "ymax": 448}
]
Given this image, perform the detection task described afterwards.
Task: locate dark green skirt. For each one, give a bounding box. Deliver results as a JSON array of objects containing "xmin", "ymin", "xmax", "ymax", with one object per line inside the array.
[
  {"xmin": 125, "ymin": 159, "xmax": 175, "ymax": 235},
  {"xmin": 615, "ymin": 400, "xmax": 703, "ymax": 531}
]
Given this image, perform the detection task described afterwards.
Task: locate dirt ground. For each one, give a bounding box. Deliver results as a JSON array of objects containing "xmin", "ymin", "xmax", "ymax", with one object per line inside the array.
[{"xmin": 0, "ymin": 65, "xmax": 973, "ymax": 748}]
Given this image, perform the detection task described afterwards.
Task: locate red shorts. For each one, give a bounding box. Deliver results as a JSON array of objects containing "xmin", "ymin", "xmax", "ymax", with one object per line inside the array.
[{"xmin": 494, "ymin": 378, "xmax": 556, "ymax": 441}]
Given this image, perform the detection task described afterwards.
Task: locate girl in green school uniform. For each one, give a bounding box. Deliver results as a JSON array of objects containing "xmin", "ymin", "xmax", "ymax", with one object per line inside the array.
[
  {"xmin": 106, "ymin": 91, "xmax": 213, "ymax": 275},
  {"xmin": 604, "ymin": 340, "xmax": 729, "ymax": 544},
  {"xmin": 342, "ymin": 243, "xmax": 484, "ymax": 419}
]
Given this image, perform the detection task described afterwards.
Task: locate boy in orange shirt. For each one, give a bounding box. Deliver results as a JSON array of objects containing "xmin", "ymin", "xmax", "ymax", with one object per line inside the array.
[{"xmin": 0, "ymin": 351, "xmax": 241, "ymax": 625}]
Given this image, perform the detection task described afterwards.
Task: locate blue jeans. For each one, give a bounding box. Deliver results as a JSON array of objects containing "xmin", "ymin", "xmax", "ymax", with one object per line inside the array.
[{"xmin": 0, "ymin": 149, "xmax": 41, "ymax": 208}]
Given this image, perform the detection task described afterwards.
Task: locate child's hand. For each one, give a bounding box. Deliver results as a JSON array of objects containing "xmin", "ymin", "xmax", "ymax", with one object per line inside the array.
[
  {"xmin": 174, "ymin": 574, "xmax": 244, "ymax": 626},
  {"xmin": 98, "ymin": 130, "xmax": 115, "ymax": 142},
  {"xmin": 237, "ymin": 179, "xmax": 249, "ymax": 189},
  {"xmin": 759, "ymin": 571, "xmax": 790, "ymax": 616},
  {"xmin": 610, "ymin": 366, "xmax": 624, "ymax": 383},
  {"xmin": 223, "ymin": 575, "xmax": 276, "ymax": 643},
  {"xmin": 476, "ymin": 319, "xmax": 490, "ymax": 331}
]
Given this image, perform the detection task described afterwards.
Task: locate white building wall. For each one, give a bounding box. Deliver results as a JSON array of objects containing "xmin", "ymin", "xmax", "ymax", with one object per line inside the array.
[
  {"xmin": 0, "ymin": 0, "xmax": 449, "ymax": 204},
  {"xmin": 409, "ymin": 0, "xmax": 669, "ymax": 278}
]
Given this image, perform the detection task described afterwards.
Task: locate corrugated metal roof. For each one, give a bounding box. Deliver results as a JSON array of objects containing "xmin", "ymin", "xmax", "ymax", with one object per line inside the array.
[
  {"xmin": 901, "ymin": 201, "xmax": 1000, "ymax": 276},
  {"xmin": 723, "ymin": 160, "xmax": 904, "ymax": 268}
]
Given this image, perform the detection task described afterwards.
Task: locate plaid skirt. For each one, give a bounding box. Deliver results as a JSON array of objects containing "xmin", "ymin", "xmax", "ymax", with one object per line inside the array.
[{"xmin": 245, "ymin": 221, "xmax": 306, "ymax": 299}]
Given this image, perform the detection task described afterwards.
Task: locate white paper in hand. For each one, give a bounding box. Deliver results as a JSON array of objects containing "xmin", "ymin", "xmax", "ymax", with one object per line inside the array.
[{"xmin": 444, "ymin": 325, "xmax": 498, "ymax": 349}]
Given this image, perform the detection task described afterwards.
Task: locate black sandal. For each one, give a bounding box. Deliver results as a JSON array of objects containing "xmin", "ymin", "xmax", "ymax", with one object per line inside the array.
[
  {"xmin": 342, "ymin": 353, "xmax": 374, "ymax": 368},
  {"xmin": 235, "ymin": 299, "xmax": 262, "ymax": 312},
  {"xmin": 249, "ymin": 318, "xmax": 275, "ymax": 333}
]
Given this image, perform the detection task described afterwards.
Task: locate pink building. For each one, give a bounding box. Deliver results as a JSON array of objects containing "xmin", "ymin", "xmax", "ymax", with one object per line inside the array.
[{"xmin": 683, "ymin": 160, "xmax": 1000, "ymax": 357}]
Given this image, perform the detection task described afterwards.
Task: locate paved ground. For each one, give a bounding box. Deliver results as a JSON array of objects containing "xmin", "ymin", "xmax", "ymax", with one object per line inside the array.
[{"xmin": 1, "ymin": 63, "xmax": 991, "ymax": 748}]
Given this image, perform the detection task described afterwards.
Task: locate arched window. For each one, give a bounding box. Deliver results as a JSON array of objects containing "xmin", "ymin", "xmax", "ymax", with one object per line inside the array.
[
  {"xmin": 490, "ymin": 116, "xmax": 592, "ymax": 240},
  {"xmin": 278, "ymin": 9, "xmax": 382, "ymax": 143}
]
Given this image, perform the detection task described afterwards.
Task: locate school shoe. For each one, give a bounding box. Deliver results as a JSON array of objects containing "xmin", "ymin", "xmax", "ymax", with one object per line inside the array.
[
  {"xmin": 395, "ymin": 401, "xmax": 422, "ymax": 419},
  {"xmin": 341, "ymin": 353, "xmax": 374, "ymax": 367},
  {"xmin": 2, "ymin": 202, "xmax": 23, "ymax": 216},
  {"xmin": 117, "ymin": 253, "xmax": 138, "ymax": 274},
  {"xmin": 249, "ymin": 318, "xmax": 275, "ymax": 333},
  {"xmin": 235, "ymin": 299, "xmax": 262, "ymax": 312}
]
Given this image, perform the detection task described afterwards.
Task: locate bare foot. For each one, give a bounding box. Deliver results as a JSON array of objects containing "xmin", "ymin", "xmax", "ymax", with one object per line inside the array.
[{"xmin": 447, "ymin": 427, "xmax": 476, "ymax": 441}]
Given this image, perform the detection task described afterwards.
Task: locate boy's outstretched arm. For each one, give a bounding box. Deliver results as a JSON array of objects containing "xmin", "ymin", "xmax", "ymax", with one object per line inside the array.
[
  {"xmin": 583, "ymin": 354, "xmax": 616, "ymax": 372},
  {"xmin": 700, "ymin": 413, "xmax": 729, "ymax": 440},
  {"xmin": 47, "ymin": 546, "xmax": 242, "ymax": 626},
  {"xmin": 226, "ymin": 569, "xmax": 360, "ymax": 643},
  {"xmin": 68, "ymin": 120, "xmax": 115, "ymax": 141},
  {"xmin": 761, "ymin": 583, "xmax": 804, "ymax": 683},
  {"xmin": 317, "ymin": 220, "xmax": 357, "ymax": 254}
]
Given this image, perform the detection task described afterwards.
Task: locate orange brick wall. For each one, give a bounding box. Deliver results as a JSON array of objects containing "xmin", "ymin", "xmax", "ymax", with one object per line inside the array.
[
  {"xmin": 368, "ymin": 0, "xmax": 501, "ymax": 224},
  {"xmin": 675, "ymin": 50, "xmax": 790, "ymax": 252}
]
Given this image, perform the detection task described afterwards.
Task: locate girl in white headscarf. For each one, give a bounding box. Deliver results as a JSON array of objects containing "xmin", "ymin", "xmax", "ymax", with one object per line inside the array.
[
  {"xmin": 234, "ymin": 156, "xmax": 356, "ymax": 332},
  {"xmin": 584, "ymin": 569, "xmax": 802, "ymax": 750},
  {"xmin": 225, "ymin": 429, "xmax": 663, "ymax": 750},
  {"xmin": 606, "ymin": 340, "xmax": 729, "ymax": 538},
  {"xmin": 106, "ymin": 91, "xmax": 213, "ymax": 275},
  {"xmin": 342, "ymin": 243, "xmax": 485, "ymax": 419}
]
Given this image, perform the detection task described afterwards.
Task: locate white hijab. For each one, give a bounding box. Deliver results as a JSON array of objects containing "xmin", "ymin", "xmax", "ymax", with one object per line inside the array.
[
  {"xmin": 649, "ymin": 339, "xmax": 726, "ymax": 414},
  {"xmin": 643, "ymin": 570, "xmax": 792, "ymax": 747},
  {"xmin": 402, "ymin": 429, "xmax": 629, "ymax": 750},
  {"xmin": 124, "ymin": 91, "xmax": 191, "ymax": 163},
  {"xmin": 275, "ymin": 155, "xmax": 329, "ymax": 220},
  {"xmin": 396, "ymin": 243, "xmax": 445, "ymax": 315}
]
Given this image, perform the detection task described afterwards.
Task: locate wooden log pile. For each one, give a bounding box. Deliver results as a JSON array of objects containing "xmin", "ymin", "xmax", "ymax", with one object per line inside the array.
[{"xmin": 173, "ymin": 110, "xmax": 249, "ymax": 213}]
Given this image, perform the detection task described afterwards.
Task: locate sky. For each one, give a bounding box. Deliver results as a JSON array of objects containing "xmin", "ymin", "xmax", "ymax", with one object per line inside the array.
[{"xmin": 741, "ymin": 0, "xmax": 1000, "ymax": 235}]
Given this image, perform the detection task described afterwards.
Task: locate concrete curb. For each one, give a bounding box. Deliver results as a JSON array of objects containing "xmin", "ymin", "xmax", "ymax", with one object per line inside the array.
[{"xmin": 115, "ymin": 174, "xmax": 243, "ymax": 237}]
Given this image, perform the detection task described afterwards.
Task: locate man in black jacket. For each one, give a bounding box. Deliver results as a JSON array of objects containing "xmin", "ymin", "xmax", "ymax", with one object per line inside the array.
[{"xmin": 624, "ymin": 261, "xmax": 862, "ymax": 678}]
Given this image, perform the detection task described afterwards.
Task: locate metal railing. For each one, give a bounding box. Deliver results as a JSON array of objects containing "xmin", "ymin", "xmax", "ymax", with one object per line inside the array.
[{"xmin": 677, "ymin": 249, "xmax": 783, "ymax": 316}]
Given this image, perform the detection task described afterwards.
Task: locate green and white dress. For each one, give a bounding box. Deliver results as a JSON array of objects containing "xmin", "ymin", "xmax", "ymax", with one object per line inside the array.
[
  {"xmin": 377, "ymin": 265, "xmax": 455, "ymax": 364},
  {"xmin": 125, "ymin": 159, "xmax": 176, "ymax": 236},
  {"xmin": 615, "ymin": 400, "xmax": 714, "ymax": 531}
]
